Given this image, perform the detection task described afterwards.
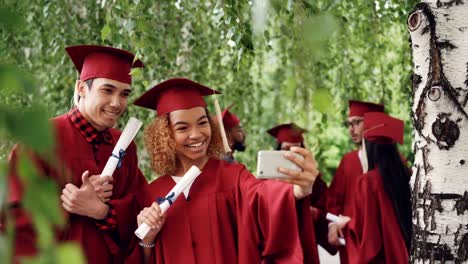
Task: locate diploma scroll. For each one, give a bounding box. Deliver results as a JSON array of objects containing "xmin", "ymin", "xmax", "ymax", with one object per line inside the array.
[
  {"xmin": 134, "ymin": 166, "xmax": 201, "ymax": 240},
  {"xmin": 326, "ymin": 212, "xmax": 341, "ymax": 223},
  {"xmin": 101, "ymin": 117, "xmax": 143, "ymax": 177},
  {"xmin": 326, "ymin": 213, "xmax": 346, "ymax": 246}
]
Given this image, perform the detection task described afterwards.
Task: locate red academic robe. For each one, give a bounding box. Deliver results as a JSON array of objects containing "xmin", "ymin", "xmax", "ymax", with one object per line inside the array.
[
  {"xmin": 6, "ymin": 113, "xmax": 148, "ymax": 263},
  {"xmin": 346, "ymin": 169, "xmax": 409, "ymax": 264},
  {"xmin": 128, "ymin": 158, "xmax": 320, "ymax": 264},
  {"xmin": 307, "ymin": 176, "xmax": 337, "ymax": 257},
  {"xmin": 326, "ymin": 150, "xmax": 363, "ymax": 264}
]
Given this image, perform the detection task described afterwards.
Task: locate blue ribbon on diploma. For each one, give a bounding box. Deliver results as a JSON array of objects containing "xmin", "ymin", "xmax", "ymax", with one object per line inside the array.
[
  {"xmin": 157, "ymin": 192, "xmax": 175, "ymax": 205},
  {"xmin": 111, "ymin": 149, "xmax": 126, "ymax": 168}
]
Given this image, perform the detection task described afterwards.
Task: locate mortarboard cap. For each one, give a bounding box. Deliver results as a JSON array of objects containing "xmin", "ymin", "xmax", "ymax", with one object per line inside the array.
[
  {"xmin": 363, "ymin": 112, "xmax": 404, "ymax": 144},
  {"xmin": 349, "ymin": 100, "xmax": 384, "ymax": 117},
  {"xmin": 65, "ymin": 45, "xmax": 143, "ymax": 84},
  {"xmin": 134, "ymin": 78, "xmax": 220, "ymax": 116},
  {"xmin": 221, "ymin": 104, "xmax": 241, "ymax": 130},
  {"xmin": 267, "ymin": 123, "xmax": 305, "ymax": 143}
]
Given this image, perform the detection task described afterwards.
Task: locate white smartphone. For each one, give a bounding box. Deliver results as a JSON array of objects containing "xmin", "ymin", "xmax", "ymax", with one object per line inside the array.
[{"xmin": 256, "ymin": 150, "xmax": 304, "ymax": 179}]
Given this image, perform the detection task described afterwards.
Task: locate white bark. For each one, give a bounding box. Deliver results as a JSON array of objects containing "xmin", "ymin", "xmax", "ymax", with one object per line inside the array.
[{"xmin": 409, "ymin": 0, "xmax": 468, "ymax": 263}]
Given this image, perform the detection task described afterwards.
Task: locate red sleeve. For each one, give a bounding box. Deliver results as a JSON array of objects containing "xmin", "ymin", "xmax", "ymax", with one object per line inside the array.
[
  {"xmin": 295, "ymin": 194, "xmax": 320, "ymax": 263},
  {"xmin": 239, "ymin": 167, "xmax": 304, "ymax": 263},
  {"xmin": 309, "ymin": 176, "xmax": 338, "ymax": 255},
  {"xmin": 123, "ymin": 182, "xmax": 155, "ymax": 264},
  {"xmin": 8, "ymin": 144, "xmax": 23, "ymax": 205},
  {"xmin": 95, "ymin": 203, "xmax": 118, "ymax": 231},
  {"xmin": 5, "ymin": 145, "xmax": 39, "ymax": 259},
  {"xmin": 347, "ymin": 176, "xmax": 383, "ymax": 263},
  {"xmin": 109, "ymin": 147, "xmax": 149, "ymax": 256},
  {"xmin": 326, "ymin": 157, "xmax": 347, "ymax": 215},
  {"xmin": 309, "ymin": 175, "xmax": 327, "ymax": 220},
  {"xmin": 97, "ymin": 143, "xmax": 149, "ymax": 256},
  {"xmin": 110, "ymin": 168, "xmax": 148, "ymax": 242}
]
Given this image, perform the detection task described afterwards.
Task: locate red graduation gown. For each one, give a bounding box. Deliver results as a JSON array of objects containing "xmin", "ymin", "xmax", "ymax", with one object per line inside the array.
[
  {"xmin": 6, "ymin": 113, "xmax": 148, "ymax": 263},
  {"xmin": 346, "ymin": 169, "xmax": 408, "ymax": 264},
  {"xmin": 128, "ymin": 158, "xmax": 319, "ymax": 264},
  {"xmin": 326, "ymin": 150, "xmax": 363, "ymax": 263},
  {"xmin": 307, "ymin": 176, "xmax": 337, "ymax": 257}
]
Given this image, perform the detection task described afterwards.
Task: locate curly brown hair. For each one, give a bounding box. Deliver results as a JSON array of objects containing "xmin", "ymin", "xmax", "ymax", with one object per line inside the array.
[{"xmin": 144, "ymin": 109, "xmax": 224, "ymax": 176}]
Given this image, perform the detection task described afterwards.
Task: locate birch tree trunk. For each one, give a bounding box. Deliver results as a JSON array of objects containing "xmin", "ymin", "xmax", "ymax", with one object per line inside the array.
[{"xmin": 408, "ymin": 1, "xmax": 468, "ymax": 263}]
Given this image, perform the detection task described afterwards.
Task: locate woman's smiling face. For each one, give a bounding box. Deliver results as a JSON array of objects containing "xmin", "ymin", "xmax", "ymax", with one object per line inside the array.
[{"xmin": 169, "ymin": 107, "xmax": 212, "ymax": 164}]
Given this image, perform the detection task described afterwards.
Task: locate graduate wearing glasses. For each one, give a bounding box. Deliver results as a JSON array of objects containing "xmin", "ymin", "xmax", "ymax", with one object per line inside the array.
[{"xmin": 326, "ymin": 100, "xmax": 385, "ymax": 264}]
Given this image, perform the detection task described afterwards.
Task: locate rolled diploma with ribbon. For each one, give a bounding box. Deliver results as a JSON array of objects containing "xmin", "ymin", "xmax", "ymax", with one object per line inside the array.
[
  {"xmin": 326, "ymin": 213, "xmax": 346, "ymax": 246},
  {"xmin": 134, "ymin": 165, "xmax": 201, "ymax": 240},
  {"xmin": 101, "ymin": 117, "xmax": 143, "ymax": 178}
]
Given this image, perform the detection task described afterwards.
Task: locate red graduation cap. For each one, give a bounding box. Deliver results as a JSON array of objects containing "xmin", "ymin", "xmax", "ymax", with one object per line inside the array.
[
  {"xmin": 221, "ymin": 104, "xmax": 241, "ymax": 130},
  {"xmin": 267, "ymin": 123, "xmax": 305, "ymax": 143},
  {"xmin": 349, "ymin": 100, "xmax": 384, "ymax": 117},
  {"xmin": 363, "ymin": 112, "xmax": 404, "ymax": 144},
  {"xmin": 134, "ymin": 78, "xmax": 220, "ymax": 116},
  {"xmin": 65, "ymin": 45, "xmax": 143, "ymax": 84}
]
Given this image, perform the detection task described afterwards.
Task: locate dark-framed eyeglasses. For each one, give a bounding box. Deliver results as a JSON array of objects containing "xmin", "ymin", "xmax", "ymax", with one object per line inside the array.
[{"xmin": 343, "ymin": 119, "xmax": 363, "ymax": 128}]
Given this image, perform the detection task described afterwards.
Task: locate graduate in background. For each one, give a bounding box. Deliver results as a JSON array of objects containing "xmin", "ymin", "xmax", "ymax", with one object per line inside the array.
[
  {"xmin": 267, "ymin": 123, "xmax": 306, "ymax": 150},
  {"xmin": 326, "ymin": 100, "xmax": 384, "ymax": 264},
  {"xmin": 129, "ymin": 78, "xmax": 321, "ymax": 264},
  {"xmin": 267, "ymin": 122, "xmax": 337, "ymax": 260},
  {"xmin": 5, "ymin": 45, "xmax": 148, "ymax": 263},
  {"xmin": 338, "ymin": 112, "xmax": 412, "ymax": 264},
  {"xmin": 220, "ymin": 104, "xmax": 247, "ymax": 163}
]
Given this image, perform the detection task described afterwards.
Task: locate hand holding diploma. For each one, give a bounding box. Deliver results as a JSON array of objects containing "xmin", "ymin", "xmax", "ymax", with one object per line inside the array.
[
  {"xmin": 61, "ymin": 117, "xmax": 142, "ymax": 218},
  {"xmin": 135, "ymin": 166, "xmax": 202, "ymax": 240},
  {"xmin": 89, "ymin": 175, "xmax": 113, "ymax": 202},
  {"xmin": 101, "ymin": 117, "xmax": 143, "ymax": 178},
  {"xmin": 137, "ymin": 202, "xmax": 166, "ymax": 245},
  {"xmin": 326, "ymin": 213, "xmax": 350, "ymax": 246}
]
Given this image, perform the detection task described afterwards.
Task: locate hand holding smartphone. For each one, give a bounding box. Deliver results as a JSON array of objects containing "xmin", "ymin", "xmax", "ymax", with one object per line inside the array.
[{"xmin": 256, "ymin": 150, "xmax": 304, "ymax": 179}]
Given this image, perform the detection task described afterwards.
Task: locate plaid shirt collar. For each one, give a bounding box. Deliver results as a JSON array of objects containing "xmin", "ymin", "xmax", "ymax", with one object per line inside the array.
[{"xmin": 68, "ymin": 107, "xmax": 113, "ymax": 145}]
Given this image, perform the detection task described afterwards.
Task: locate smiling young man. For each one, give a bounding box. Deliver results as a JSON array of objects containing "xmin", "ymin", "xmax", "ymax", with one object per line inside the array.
[
  {"xmin": 6, "ymin": 45, "xmax": 148, "ymax": 263},
  {"xmin": 326, "ymin": 100, "xmax": 384, "ymax": 264}
]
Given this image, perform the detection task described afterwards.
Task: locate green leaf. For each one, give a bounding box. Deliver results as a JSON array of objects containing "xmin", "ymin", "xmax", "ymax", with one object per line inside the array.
[
  {"xmin": 264, "ymin": 30, "xmax": 270, "ymax": 42},
  {"xmin": 303, "ymin": 13, "xmax": 339, "ymax": 57},
  {"xmin": 101, "ymin": 24, "xmax": 111, "ymax": 40},
  {"xmin": 56, "ymin": 243, "xmax": 86, "ymax": 264},
  {"xmin": 0, "ymin": 65, "xmax": 36, "ymax": 95},
  {"xmin": 130, "ymin": 67, "xmax": 142, "ymax": 78},
  {"xmin": 18, "ymin": 156, "xmax": 64, "ymax": 228},
  {"xmin": 1, "ymin": 106, "xmax": 54, "ymax": 154},
  {"xmin": 284, "ymin": 76, "xmax": 297, "ymax": 98},
  {"xmin": 237, "ymin": 47, "xmax": 244, "ymax": 64},
  {"xmin": 0, "ymin": 7, "xmax": 25, "ymax": 30},
  {"xmin": 241, "ymin": 34, "xmax": 254, "ymax": 51},
  {"xmin": 312, "ymin": 88, "xmax": 333, "ymax": 113}
]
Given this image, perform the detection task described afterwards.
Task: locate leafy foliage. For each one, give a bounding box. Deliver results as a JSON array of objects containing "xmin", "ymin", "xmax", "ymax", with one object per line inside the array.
[{"xmin": 1, "ymin": 3, "xmax": 85, "ymax": 262}]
